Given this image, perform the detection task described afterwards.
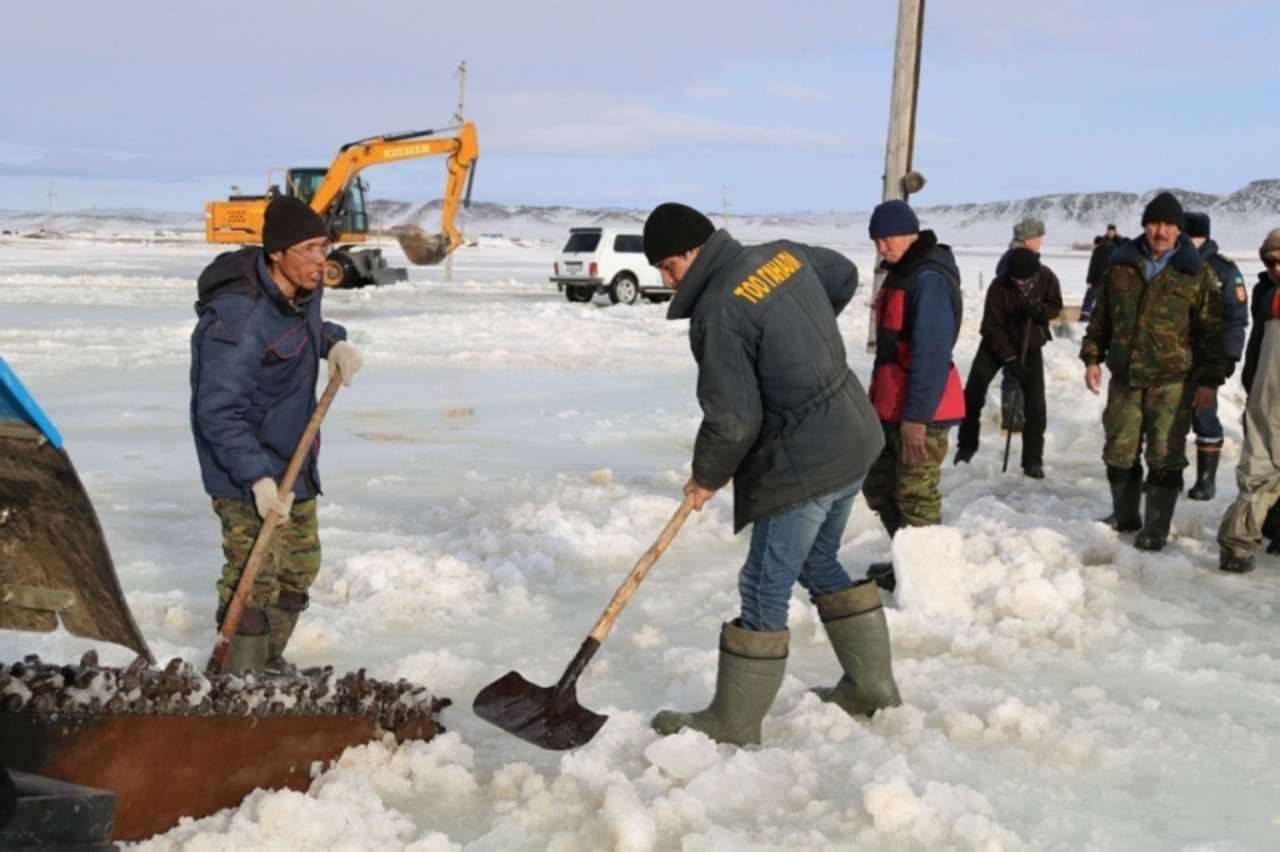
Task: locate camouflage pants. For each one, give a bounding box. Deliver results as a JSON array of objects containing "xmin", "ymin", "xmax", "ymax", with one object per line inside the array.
[
  {"xmin": 213, "ymin": 497, "xmax": 321, "ymax": 611},
  {"xmin": 1102, "ymin": 380, "xmax": 1194, "ymax": 473},
  {"xmin": 862, "ymin": 425, "xmax": 950, "ymax": 531}
]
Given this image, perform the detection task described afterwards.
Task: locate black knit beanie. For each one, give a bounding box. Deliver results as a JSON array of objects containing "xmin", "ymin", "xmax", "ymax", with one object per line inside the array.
[
  {"xmin": 1184, "ymin": 211, "xmax": 1210, "ymax": 239},
  {"xmin": 1141, "ymin": 192, "xmax": 1185, "ymax": 230},
  {"xmin": 263, "ymin": 196, "xmax": 330, "ymax": 255},
  {"xmin": 643, "ymin": 202, "xmax": 715, "ymax": 265},
  {"xmin": 1006, "ymin": 247, "xmax": 1040, "ymax": 280}
]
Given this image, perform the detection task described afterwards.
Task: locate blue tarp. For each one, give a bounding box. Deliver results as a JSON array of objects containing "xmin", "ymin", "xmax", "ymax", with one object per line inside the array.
[{"xmin": 0, "ymin": 356, "xmax": 63, "ymax": 449}]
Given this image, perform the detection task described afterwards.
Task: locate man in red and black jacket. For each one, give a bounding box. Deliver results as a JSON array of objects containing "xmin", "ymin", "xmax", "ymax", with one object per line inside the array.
[
  {"xmin": 954, "ymin": 247, "xmax": 1063, "ymax": 477},
  {"xmin": 863, "ymin": 200, "xmax": 965, "ymax": 591}
]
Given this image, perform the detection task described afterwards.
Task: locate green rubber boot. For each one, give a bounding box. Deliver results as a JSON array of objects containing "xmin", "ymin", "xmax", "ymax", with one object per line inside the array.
[
  {"xmin": 811, "ymin": 581, "xmax": 902, "ymax": 717},
  {"xmin": 264, "ymin": 608, "xmax": 301, "ymax": 675},
  {"xmin": 224, "ymin": 606, "xmax": 269, "ymax": 675},
  {"xmin": 651, "ymin": 621, "xmax": 788, "ymax": 746}
]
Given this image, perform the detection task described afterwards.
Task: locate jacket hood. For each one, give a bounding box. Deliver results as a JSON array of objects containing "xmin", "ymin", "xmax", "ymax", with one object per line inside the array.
[
  {"xmin": 1111, "ymin": 234, "xmax": 1202, "ymax": 275},
  {"xmin": 666, "ymin": 229, "xmax": 741, "ymax": 320},
  {"xmin": 196, "ymin": 246, "xmax": 309, "ymax": 313},
  {"xmin": 882, "ymin": 230, "xmax": 961, "ymax": 284},
  {"xmin": 197, "ymin": 247, "xmax": 261, "ymax": 305}
]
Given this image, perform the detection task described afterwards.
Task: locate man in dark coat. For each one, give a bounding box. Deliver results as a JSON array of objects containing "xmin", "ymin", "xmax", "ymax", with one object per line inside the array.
[
  {"xmin": 190, "ymin": 196, "xmax": 364, "ymax": 674},
  {"xmin": 955, "ymin": 247, "xmax": 1063, "ymax": 477},
  {"xmin": 1083, "ymin": 223, "xmax": 1123, "ymax": 322},
  {"xmin": 642, "ymin": 202, "xmax": 899, "ymax": 747},
  {"xmin": 1183, "ymin": 211, "xmax": 1248, "ymax": 500}
]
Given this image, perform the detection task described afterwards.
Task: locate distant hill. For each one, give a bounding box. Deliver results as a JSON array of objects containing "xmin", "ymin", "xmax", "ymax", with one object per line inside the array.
[
  {"xmin": 4, "ymin": 180, "xmax": 1277, "ymax": 249},
  {"xmin": 373, "ymin": 180, "xmax": 1280, "ymax": 249}
]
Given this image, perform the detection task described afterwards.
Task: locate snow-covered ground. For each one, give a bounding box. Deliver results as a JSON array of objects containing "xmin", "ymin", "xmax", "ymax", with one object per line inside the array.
[{"xmin": 2, "ymin": 231, "xmax": 1278, "ymax": 851}]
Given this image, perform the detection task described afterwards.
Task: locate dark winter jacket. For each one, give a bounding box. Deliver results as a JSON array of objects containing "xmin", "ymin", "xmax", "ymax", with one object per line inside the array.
[
  {"xmin": 1242, "ymin": 272, "xmax": 1279, "ymax": 395},
  {"xmin": 1198, "ymin": 239, "xmax": 1248, "ymax": 365},
  {"xmin": 869, "ymin": 230, "xmax": 965, "ymax": 426},
  {"xmin": 1080, "ymin": 235, "xmax": 1225, "ymax": 389},
  {"xmin": 980, "ymin": 264, "xmax": 1064, "ymax": 362},
  {"xmin": 667, "ymin": 229, "xmax": 884, "ymax": 532},
  {"xmin": 190, "ymin": 248, "xmax": 347, "ymax": 501},
  {"xmin": 1086, "ymin": 236, "xmax": 1122, "ymax": 287}
]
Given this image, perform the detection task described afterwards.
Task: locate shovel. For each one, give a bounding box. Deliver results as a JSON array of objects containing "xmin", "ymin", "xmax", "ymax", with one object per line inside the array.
[
  {"xmin": 473, "ymin": 493, "xmax": 696, "ymax": 750},
  {"xmin": 205, "ymin": 374, "xmax": 343, "ymax": 675}
]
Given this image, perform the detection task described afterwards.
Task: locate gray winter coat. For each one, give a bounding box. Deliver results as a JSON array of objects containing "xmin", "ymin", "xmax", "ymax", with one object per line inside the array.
[{"xmin": 667, "ymin": 229, "xmax": 884, "ymax": 531}]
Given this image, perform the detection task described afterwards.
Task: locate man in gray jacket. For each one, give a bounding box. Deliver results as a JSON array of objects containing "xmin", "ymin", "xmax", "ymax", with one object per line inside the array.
[{"xmin": 643, "ymin": 202, "xmax": 901, "ymax": 746}]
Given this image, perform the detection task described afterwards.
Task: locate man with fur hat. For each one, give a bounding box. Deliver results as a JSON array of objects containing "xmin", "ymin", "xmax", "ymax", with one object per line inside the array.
[
  {"xmin": 190, "ymin": 195, "xmax": 364, "ymax": 674},
  {"xmin": 1080, "ymin": 192, "xmax": 1225, "ymax": 551},
  {"xmin": 642, "ymin": 201, "xmax": 900, "ymax": 746},
  {"xmin": 955, "ymin": 246, "xmax": 1063, "ymax": 477},
  {"xmin": 862, "ymin": 200, "xmax": 965, "ymax": 592},
  {"xmin": 1182, "ymin": 211, "xmax": 1248, "ymax": 501},
  {"xmin": 1216, "ymin": 228, "xmax": 1280, "ymax": 573}
]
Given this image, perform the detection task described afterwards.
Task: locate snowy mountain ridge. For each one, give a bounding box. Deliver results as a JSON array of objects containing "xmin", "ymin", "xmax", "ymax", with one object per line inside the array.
[{"xmin": 4, "ymin": 179, "xmax": 1278, "ymax": 247}]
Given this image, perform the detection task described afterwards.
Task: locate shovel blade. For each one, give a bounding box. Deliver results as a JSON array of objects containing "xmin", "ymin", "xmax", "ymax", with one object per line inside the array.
[{"xmin": 472, "ymin": 670, "xmax": 607, "ymax": 751}]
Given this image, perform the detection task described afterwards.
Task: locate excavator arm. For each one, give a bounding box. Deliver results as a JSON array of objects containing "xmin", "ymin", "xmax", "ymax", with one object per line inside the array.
[
  {"xmin": 310, "ymin": 122, "xmax": 479, "ymax": 263},
  {"xmin": 205, "ymin": 122, "xmax": 479, "ymax": 271}
]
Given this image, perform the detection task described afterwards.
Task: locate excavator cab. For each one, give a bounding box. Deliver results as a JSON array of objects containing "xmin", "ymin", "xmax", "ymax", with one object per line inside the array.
[{"xmin": 286, "ymin": 169, "xmax": 369, "ymax": 238}]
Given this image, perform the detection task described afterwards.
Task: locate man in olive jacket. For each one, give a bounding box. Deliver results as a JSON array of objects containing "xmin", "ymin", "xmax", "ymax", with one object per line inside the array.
[
  {"xmin": 642, "ymin": 202, "xmax": 899, "ymax": 747},
  {"xmin": 1080, "ymin": 192, "xmax": 1225, "ymax": 551}
]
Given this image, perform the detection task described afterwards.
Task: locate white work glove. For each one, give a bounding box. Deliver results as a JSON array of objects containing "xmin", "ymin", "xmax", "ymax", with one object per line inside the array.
[
  {"xmin": 251, "ymin": 477, "xmax": 295, "ymax": 521},
  {"xmin": 328, "ymin": 340, "xmax": 363, "ymax": 387}
]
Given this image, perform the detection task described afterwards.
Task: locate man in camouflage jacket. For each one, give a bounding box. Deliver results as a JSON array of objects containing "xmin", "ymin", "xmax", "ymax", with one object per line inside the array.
[{"xmin": 1080, "ymin": 192, "xmax": 1225, "ymax": 551}]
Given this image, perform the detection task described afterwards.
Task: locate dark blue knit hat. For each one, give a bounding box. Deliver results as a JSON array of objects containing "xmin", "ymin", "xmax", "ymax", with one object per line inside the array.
[{"xmin": 868, "ymin": 200, "xmax": 920, "ymax": 239}]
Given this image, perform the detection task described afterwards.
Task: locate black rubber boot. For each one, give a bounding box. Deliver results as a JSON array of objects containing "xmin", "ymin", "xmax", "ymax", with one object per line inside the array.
[
  {"xmin": 1102, "ymin": 464, "xmax": 1143, "ymax": 532},
  {"xmin": 1186, "ymin": 448, "xmax": 1219, "ymax": 501},
  {"xmin": 1219, "ymin": 549, "xmax": 1256, "ymax": 574},
  {"xmin": 651, "ymin": 621, "xmax": 788, "ymax": 746},
  {"xmin": 1135, "ymin": 473, "xmax": 1182, "ymax": 552},
  {"xmin": 953, "ymin": 446, "xmax": 976, "ymax": 466},
  {"xmin": 811, "ymin": 582, "xmax": 902, "ymax": 717},
  {"xmin": 867, "ymin": 562, "xmax": 896, "ymax": 592}
]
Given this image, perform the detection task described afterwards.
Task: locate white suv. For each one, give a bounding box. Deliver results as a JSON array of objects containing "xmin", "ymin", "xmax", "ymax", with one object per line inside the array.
[{"xmin": 550, "ymin": 228, "xmax": 672, "ymax": 305}]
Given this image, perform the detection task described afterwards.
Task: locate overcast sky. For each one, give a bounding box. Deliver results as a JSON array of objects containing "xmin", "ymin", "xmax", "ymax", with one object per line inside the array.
[{"xmin": 2, "ymin": 0, "xmax": 1277, "ymax": 214}]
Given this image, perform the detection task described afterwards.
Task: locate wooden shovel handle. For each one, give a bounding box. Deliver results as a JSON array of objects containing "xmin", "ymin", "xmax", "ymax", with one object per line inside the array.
[
  {"xmin": 587, "ymin": 493, "xmax": 696, "ymax": 643},
  {"xmin": 206, "ymin": 374, "xmax": 343, "ymax": 674}
]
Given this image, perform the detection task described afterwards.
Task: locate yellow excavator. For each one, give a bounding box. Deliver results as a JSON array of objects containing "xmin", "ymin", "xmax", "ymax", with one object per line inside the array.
[{"xmin": 205, "ymin": 122, "xmax": 478, "ymax": 288}]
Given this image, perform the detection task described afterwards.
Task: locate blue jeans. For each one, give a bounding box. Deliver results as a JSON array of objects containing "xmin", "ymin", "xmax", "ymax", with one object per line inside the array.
[{"xmin": 738, "ymin": 480, "xmax": 861, "ymax": 632}]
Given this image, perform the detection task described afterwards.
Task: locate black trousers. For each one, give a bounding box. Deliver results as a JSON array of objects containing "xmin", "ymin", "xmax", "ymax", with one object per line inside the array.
[{"xmin": 956, "ymin": 342, "xmax": 1047, "ymax": 468}]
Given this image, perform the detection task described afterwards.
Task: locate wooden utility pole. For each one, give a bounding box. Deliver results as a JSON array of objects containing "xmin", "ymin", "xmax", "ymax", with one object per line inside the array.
[
  {"xmin": 867, "ymin": 0, "xmax": 927, "ymax": 351},
  {"xmin": 446, "ymin": 60, "xmax": 467, "ymax": 284}
]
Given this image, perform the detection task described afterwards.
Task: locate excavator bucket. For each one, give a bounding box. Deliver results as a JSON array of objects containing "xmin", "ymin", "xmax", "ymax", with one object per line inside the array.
[
  {"xmin": 395, "ymin": 227, "xmax": 452, "ymax": 266},
  {"xmin": 0, "ymin": 357, "xmax": 153, "ymax": 663}
]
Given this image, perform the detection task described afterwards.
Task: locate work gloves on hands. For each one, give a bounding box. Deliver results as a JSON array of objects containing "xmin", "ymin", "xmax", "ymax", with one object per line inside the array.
[
  {"xmin": 252, "ymin": 477, "xmax": 295, "ymax": 521},
  {"xmin": 328, "ymin": 341, "xmax": 363, "ymax": 387}
]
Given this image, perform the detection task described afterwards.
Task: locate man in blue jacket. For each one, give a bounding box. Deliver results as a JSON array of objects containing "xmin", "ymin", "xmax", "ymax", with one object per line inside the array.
[
  {"xmin": 643, "ymin": 202, "xmax": 900, "ymax": 747},
  {"xmin": 190, "ymin": 196, "xmax": 363, "ymax": 674},
  {"xmin": 863, "ymin": 201, "xmax": 965, "ymax": 592},
  {"xmin": 1183, "ymin": 211, "xmax": 1248, "ymax": 500}
]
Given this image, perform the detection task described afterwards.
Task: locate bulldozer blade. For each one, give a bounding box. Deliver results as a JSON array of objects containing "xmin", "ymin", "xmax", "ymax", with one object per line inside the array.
[
  {"xmin": 473, "ymin": 670, "xmax": 607, "ymax": 751},
  {"xmin": 0, "ymin": 357, "xmax": 152, "ymax": 662},
  {"xmin": 396, "ymin": 229, "xmax": 451, "ymax": 266},
  {"xmin": 0, "ymin": 710, "xmax": 439, "ymax": 841}
]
